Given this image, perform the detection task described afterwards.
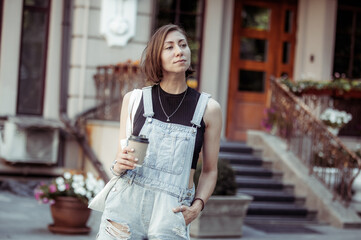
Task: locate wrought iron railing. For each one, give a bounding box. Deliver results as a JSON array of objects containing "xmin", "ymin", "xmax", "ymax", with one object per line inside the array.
[
  {"xmin": 270, "ymin": 77, "xmax": 361, "ymax": 204},
  {"xmin": 91, "ymin": 62, "xmax": 146, "ymax": 121},
  {"xmin": 68, "ymin": 62, "xmax": 146, "ymax": 181}
]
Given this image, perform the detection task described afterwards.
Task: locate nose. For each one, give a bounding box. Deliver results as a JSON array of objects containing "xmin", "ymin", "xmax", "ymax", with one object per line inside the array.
[{"xmin": 175, "ymin": 45, "xmax": 183, "ymax": 56}]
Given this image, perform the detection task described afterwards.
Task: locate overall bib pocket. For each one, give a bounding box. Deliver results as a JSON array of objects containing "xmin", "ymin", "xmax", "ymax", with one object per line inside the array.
[{"xmin": 144, "ymin": 130, "xmax": 188, "ymax": 175}]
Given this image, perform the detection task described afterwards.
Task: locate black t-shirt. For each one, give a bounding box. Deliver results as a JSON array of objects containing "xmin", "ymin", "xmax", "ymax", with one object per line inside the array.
[{"xmin": 132, "ymin": 84, "xmax": 205, "ymax": 169}]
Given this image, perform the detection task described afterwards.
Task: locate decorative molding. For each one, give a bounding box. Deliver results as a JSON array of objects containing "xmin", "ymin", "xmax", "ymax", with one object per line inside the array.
[{"xmin": 100, "ymin": 0, "xmax": 137, "ymax": 47}]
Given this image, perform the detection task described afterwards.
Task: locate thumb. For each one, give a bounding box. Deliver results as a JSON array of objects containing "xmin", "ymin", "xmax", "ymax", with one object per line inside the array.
[{"xmin": 172, "ymin": 205, "xmax": 183, "ymax": 213}]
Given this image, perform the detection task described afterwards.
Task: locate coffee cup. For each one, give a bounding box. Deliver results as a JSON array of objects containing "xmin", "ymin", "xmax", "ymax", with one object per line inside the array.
[{"xmin": 127, "ymin": 135, "xmax": 149, "ymax": 167}]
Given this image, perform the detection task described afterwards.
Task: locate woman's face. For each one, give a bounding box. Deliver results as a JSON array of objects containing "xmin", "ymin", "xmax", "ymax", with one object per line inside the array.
[{"xmin": 161, "ymin": 30, "xmax": 191, "ymax": 76}]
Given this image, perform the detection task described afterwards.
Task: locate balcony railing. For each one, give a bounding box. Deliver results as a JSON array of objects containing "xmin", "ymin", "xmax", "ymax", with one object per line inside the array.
[
  {"xmin": 270, "ymin": 77, "xmax": 361, "ymax": 205},
  {"xmin": 91, "ymin": 62, "xmax": 146, "ymax": 121}
]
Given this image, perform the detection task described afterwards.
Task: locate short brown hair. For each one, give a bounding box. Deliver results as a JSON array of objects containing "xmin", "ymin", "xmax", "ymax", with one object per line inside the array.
[{"xmin": 140, "ymin": 24, "xmax": 194, "ymax": 83}]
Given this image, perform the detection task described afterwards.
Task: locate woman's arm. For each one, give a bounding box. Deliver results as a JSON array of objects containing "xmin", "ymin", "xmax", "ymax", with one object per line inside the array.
[
  {"xmin": 113, "ymin": 91, "xmax": 138, "ymax": 174},
  {"xmin": 175, "ymin": 98, "xmax": 222, "ymax": 224}
]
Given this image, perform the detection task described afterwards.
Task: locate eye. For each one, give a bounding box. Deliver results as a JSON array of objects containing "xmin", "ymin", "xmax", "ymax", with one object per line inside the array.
[
  {"xmin": 165, "ymin": 46, "xmax": 173, "ymax": 50},
  {"xmin": 180, "ymin": 43, "xmax": 187, "ymax": 48}
]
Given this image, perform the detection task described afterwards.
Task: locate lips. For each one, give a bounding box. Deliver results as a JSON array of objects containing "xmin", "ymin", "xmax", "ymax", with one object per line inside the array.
[{"xmin": 174, "ymin": 59, "xmax": 186, "ymax": 63}]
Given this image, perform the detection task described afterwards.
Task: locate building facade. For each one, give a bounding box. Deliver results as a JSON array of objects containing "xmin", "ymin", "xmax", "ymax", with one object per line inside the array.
[{"xmin": 0, "ymin": 0, "xmax": 358, "ymax": 173}]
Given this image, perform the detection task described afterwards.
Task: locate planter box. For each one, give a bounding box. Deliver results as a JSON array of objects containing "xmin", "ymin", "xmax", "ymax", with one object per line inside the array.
[{"xmin": 190, "ymin": 194, "xmax": 253, "ymax": 238}]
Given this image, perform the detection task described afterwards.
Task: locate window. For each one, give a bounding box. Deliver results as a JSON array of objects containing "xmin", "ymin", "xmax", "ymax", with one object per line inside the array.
[
  {"xmin": 154, "ymin": 0, "xmax": 205, "ymax": 88},
  {"xmin": 333, "ymin": 0, "xmax": 361, "ymax": 78},
  {"xmin": 0, "ymin": 0, "xmax": 3, "ymax": 52},
  {"xmin": 16, "ymin": 0, "xmax": 51, "ymax": 115}
]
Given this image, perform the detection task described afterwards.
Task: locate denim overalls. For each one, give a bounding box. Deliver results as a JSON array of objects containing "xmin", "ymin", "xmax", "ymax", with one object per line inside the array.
[{"xmin": 97, "ymin": 86, "xmax": 210, "ymax": 240}]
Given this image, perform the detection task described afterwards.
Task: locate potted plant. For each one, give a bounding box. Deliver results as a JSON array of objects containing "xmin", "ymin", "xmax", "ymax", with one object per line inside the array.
[
  {"xmin": 190, "ymin": 159, "xmax": 253, "ymax": 238},
  {"xmin": 319, "ymin": 108, "xmax": 352, "ymax": 135},
  {"xmin": 34, "ymin": 170, "xmax": 104, "ymax": 234}
]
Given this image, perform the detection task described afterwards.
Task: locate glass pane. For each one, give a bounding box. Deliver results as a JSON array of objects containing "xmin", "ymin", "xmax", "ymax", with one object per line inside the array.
[
  {"xmin": 334, "ymin": 34, "xmax": 351, "ymax": 57},
  {"xmin": 179, "ymin": 14, "xmax": 197, "ymax": 39},
  {"xmin": 352, "ymin": 58, "xmax": 361, "ymax": 78},
  {"xmin": 282, "ymin": 42, "xmax": 291, "ymax": 64},
  {"xmin": 333, "ymin": 56, "xmax": 349, "ymax": 76},
  {"xmin": 284, "ymin": 10, "xmax": 293, "ymax": 33},
  {"xmin": 180, "ymin": 0, "xmax": 201, "ymax": 14},
  {"xmin": 336, "ymin": 10, "xmax": 353, "ymax": 34},
  {"xmin": 356, "ymin": 12, "xmax": 361, "ymax": 35},
  {"xmin": 238, "ymin": 70, "xmax": 265, "ymax": 92},
  {"xmin": 158, "ymin": 0, "xmax": 175, "ymax": 12},
  {"xmin": 17, "ymin": 8, "xmax": 48, "ymax": 115},
  {"xmin": 240, "ymin": 37, "xmax": 268, "ymax": 62},
  {"xmin": 156, "ymin": 12, "xmax": 174, "ymax": 28},
  {"xmin": 25, "ymin": 0, "xmax": 49, "ymax": 7},
  {"xmin": 242, "ymin": 5, "xmax": 271, "ymax": 30}
]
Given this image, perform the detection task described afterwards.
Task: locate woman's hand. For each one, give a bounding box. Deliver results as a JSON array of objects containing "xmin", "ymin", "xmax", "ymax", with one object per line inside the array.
[
  {"xmin": 112, "ymin": 146, "xmax": 138, "ymax": 174},
  {"xmin": 173, "ymin": 204, "xmax": 202, "ymax": 225}
]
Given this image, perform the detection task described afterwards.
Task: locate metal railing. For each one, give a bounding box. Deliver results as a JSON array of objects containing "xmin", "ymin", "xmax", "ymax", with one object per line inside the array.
[
  {"xmin": 67, "ymin": 62, "xmax": 146, "ymax": 181},
  {"xmin": 270, "ymin": 77, "xmax": 361, "ymax": 205},
  {"xmin": 92, "ymin": 62, "xmax": 146, "ymax": 121}
]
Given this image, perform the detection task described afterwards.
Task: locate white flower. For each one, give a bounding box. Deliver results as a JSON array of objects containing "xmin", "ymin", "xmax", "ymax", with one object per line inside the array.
[
  {"xmin": 85, "ymin": 178, "xmax": 96, "ymax": 191},
  {"xmin": 57, "ymin": 184, "xmax": 66, "ymax": 191},
  {"xmin": 64, "ymin": 172, "xmax": 72, "ymax": 179},
  {"xmin": 73, "ymin": 174, "xmax": 84, "ymax": 183},
  {"xmin": 87, "ymin": 172, "xmax": 95, "ymax": 180},
  {"xmin": 74, "ymin": 186, "xmax": 87, "ymax": 196},
  {"xmin": 320, "ymin": 108, "xmax": 352, "ymax": 128},
  {"xmin": 55, "ymin": 177, "xmax": 64, "ymax": 185},
  {"xmin": 86, "ymin": 191, "xmax": 92, "ymax": 199}
]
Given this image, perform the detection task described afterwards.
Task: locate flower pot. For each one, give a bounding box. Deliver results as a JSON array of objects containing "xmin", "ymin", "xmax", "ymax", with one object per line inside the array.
[
  {"xmin": 48, "ymin": 196, "xmax": 91, "ymax": 234},
  {"xmin": 190, "ymin": 195, "xmax": 253, "ymax": 238}
]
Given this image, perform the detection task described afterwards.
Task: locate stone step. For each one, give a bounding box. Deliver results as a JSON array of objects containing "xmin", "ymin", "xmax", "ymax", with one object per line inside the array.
[
  {"xmin": 219, "ymin": 152, "xmax": 264, "ymax": 166},
  {"xmin": 247, "ymin": 202, "xmax": 315, "ymax": 217},
  {"xmin": 235, "ymin": 176, "xmax": 293, "ymax": 191},
  {"xmin": 231, "ymin": 165, "xmax": 283, "ymax": 179},
  {"xmin": 244, "ymin": 216, "xmax": 323, "ymax": 226},
  {"xmin": 237, "ymin": 189, "xmax": 301, "ymax": 203},
  {"xmin": 219, "ymin": 141, "xmax": 253, "ymax": 154},
  {"xmin": 220, "ymin": 141, "xmax": 318, "ymax": 224}
]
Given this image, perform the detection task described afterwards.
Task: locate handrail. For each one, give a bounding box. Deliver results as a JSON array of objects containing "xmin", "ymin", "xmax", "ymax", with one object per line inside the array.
[
  {"xmin": 92, "ymin": 62, "xmax": 146, "ymax": 121},
  {"xmin": 270, "ymin": 77, "xmax": 361, "ymax": 205},
  {"xmin": 65, "ymin": 62, "xmax": 146, "ymax": 181}
]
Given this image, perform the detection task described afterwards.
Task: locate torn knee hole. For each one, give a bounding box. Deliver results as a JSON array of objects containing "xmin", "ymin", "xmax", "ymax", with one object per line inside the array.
[{"xmin": 105, "ymin": 219, "xmax": 131, "ymax": 240}]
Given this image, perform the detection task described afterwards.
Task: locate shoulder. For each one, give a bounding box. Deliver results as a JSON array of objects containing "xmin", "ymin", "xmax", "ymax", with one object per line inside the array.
[
  {"xmin": 123, "ymin": 91, "xmax": 133, "ymax": 102},
  {"xmin": 203, "ymin": 98, "xmax": 222, "ymax": 127},
  {"xmin": 122, "ymin": 89, "xmax": 141, "ymax": 106}
]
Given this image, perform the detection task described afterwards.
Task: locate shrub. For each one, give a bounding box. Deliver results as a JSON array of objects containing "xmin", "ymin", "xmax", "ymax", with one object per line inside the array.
[{"xmin": 194, "ymin": 159, "xmax": 237, "ymax": 196}]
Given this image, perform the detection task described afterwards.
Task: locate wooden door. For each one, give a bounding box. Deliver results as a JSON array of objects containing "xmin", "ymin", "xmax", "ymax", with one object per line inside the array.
[{"xmin": 226, "ymin": 0, "xmax": 297, "ymax": 141}]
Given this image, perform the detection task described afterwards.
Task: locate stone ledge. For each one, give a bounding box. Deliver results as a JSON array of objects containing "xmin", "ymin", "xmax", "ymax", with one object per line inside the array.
[{"xmin": 247, "ymin": 130, "xmax": 361, "ymax": 228}]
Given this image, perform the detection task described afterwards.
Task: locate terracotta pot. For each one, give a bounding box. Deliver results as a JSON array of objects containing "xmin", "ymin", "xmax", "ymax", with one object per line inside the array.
[{"xmin": 48, "ymin": 196, "xmax": 91, "ymax": 234}]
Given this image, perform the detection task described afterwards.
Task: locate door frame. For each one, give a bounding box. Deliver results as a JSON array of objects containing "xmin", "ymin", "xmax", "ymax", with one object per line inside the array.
[{"xmin": 226, "ymin": 0, "xmax": 297, "ymax": 141}]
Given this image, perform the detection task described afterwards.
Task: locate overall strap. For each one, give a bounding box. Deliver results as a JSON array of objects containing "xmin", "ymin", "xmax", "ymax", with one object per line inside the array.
[
  {"xmin": 142, "ymin": 86, "xmax": 154, "ymax": 118},
  {"xmin": 190, "ymin": 92, "xmax": 211, "ymax": 127}
]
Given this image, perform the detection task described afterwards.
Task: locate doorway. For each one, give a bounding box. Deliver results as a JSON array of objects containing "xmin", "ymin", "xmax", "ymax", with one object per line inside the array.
[{"xmin": 226, "ymin": 0, "xmax": 297, "ymax": 141}]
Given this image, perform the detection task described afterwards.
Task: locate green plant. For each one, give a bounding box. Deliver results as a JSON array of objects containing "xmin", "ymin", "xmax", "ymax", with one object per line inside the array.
[
  {"xmin": 320, "ymin": 108, "xmax": 352, "ymax": 129},
  {"xmin": 34, "ymin": 170, "xmax": 105, "ymax": 205},
  {"xmin": 281, "ymin": 77, "xmax": 361, "ymax": 93},
  {"xmin": 194, "ymin": 159, "xmax": 237, "ymax": 196}
]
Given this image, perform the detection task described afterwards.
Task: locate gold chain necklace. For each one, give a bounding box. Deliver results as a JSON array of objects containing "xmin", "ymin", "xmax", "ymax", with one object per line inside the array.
[{"xmin": 158, "ymin": 85, "xmax": 188, "ymax": 122}]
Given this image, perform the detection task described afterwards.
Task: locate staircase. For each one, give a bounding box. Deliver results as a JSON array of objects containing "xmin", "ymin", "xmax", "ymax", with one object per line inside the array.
[{"xmin": 220, "ymin": 141, "xmax": 318, "ymax": 225}]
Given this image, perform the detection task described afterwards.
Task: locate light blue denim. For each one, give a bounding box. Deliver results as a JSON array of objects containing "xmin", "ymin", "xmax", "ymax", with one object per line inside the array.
[{"xmin": 96, "ymin": 87, "xmax": 210, "ymax": 240}]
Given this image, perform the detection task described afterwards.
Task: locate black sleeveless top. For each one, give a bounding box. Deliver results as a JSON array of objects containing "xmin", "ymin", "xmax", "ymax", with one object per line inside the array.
[{"xmin": 132, "ymin": 84, "xmax": 206, "ymax": 169}]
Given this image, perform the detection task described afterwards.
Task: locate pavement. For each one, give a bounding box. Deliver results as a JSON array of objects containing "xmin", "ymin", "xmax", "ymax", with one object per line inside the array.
[{"xmin": 1, "ymin": 179, "xmax": 361, "ymax": 240}]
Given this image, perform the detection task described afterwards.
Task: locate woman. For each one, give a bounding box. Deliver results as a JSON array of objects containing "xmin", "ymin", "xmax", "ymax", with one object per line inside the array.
[{"xmin": 96, "ymin": 24, "xmax": 222, "ymax": 239}]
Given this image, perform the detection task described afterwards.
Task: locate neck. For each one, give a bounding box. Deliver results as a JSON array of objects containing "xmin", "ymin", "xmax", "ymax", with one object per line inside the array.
[{"xmin": 160, "ymin": 73, "xmax": 187, "ymax": 94}]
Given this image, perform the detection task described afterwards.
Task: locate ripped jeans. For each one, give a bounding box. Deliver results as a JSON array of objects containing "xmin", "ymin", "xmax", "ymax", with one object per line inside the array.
[{"xmin": 96, "ymin": 177, "xmax": 194, "ymax": 240}]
